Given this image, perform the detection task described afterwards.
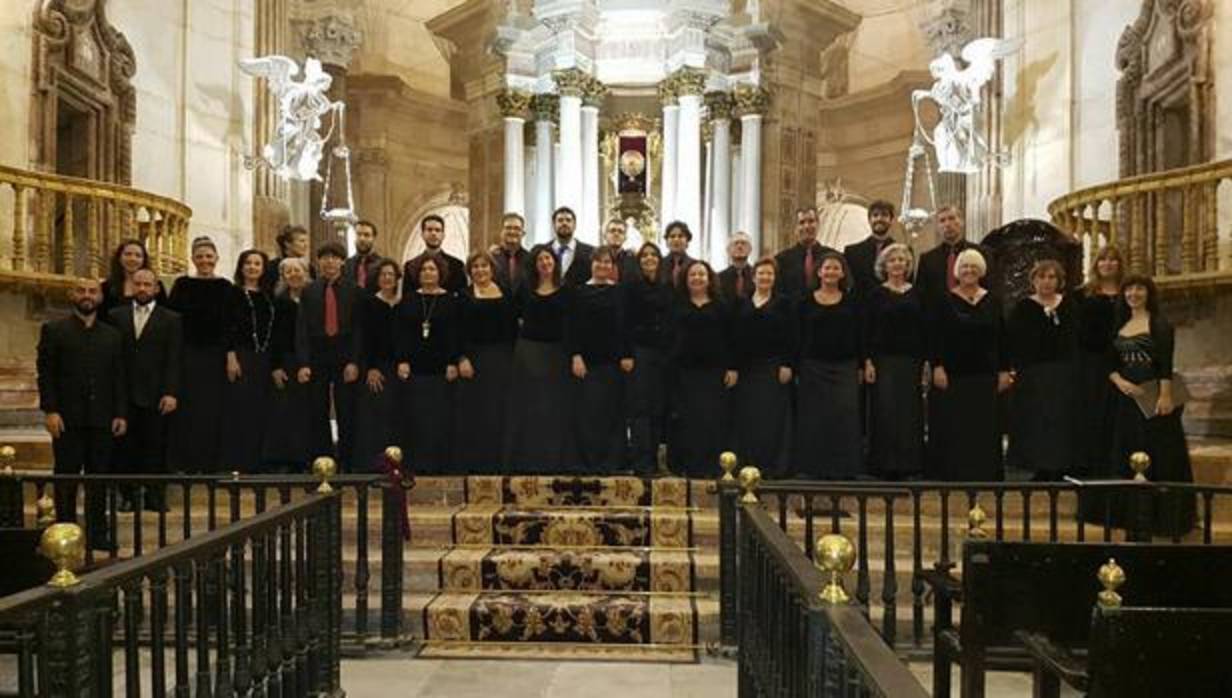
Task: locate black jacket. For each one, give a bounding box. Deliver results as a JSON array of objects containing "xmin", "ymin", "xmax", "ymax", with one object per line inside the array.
[
  {"xmin": 843, "ymin": 235, "xmax": 894, "ymax": 302},
  {"xmin": 343, "ymin": 253, "xmax": 383, "ymax": 291},
  {"xmin": 718, "ymin": 264, "xmax": 753, "ymax": 304},
  {"xmin": 657, "ymin": 252, "xmax": 696, "ymax": 290},
  {"xmin": 553, "ymin": 240, "xmax": 596, "ymax": 286},
  {"xmin": 295, "ymin": 277, "xmax": 360, "ymax": 366},
  {"xmin": 109, "ymin": 303, "xmax": 183, "ymax": 410},
  {"xmin": 491, "ymin": 246, "xmax": 531, "ymax": 292},
  {"xmin": 37, "ymin": 315, "xmax": 127, "ymax": 428},
  {"xmin": 403, "ymin": 250, "xmax": 467, "ymax": 296},
  {"xmin": 916, "ymin": 239, "xmax": 993, "ymax": 313},
  {"xmin": 774, "ymin": 241, "xmax": 838, "ymax": 300}
]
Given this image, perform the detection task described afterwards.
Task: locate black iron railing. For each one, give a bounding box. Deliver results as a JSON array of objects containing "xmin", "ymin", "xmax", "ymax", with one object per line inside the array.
[
  {"xmin": 718, "ymin": 472, "xmax": 1232, "ymax": 650},
  {"xmin": 0, "ymin": 470, "xmax": 407, "ymax": 652},
  {"xmin": 0, "ymin": 493, "xmax": 342, "ymax": 697},
  {"xmin": 738, "ymin": 501, "xmax": 929, "ymax": 698}
]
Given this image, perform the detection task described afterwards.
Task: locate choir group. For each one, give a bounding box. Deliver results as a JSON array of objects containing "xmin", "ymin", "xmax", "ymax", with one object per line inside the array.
[{"xmin": 36, "ymin": 199, "xmax": 1194, "ymax": 536}]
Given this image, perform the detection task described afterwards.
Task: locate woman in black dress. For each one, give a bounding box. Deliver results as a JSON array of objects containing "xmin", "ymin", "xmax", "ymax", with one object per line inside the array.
[
  {"xmin": 166, "ymin": 236, "xmax": 231, "ymax": 472},
  {"xmin": 928, "ymin": 248, "xmax": 1012, "ymax": 481},
  {"xmin": 669, "ymin": 260, "xmax": 737, "ymax": 478},
  {"xmin": 732, "ymin": 258, "xmax": 796, "ymax": 477},
  {"xmin": 796, "ymin": 252, "xmax": 864, "ymax": 479},
  {"xmin": 262, "ymin": 258, "xmax": 311, "ymax": 472},
  {"xmin": 625, "ymin": 243, "xmax": 674, "ymax": 474},
  {"xmin": 566, "ymin": 247, "xmax": 634, "ymax": 474},
  {"xmin": 221, "ymin": 250, "xmax": 276, "ymax": 472},
  {"xmin": 353, "ymin": 260, "xmax": 403, "ymax": 472},
  {"xmin": 100, "ymin": 238, "xmax": 168, "ymax": 321},
  {"xmin": 1007, "ymin": 259, "xmax": 1081, "ymax": 480},
  {"xmin": 504, "ymin": 246, "xmax": 574, "ymax": 474},
  {"xmin": 1077, "ymin": 245, "xmax": 1124, "ymax": 478},
  {"xmin": 453, "ymin": 252, "xmax": 518, "ymax": 473},
  {"xmin": 864, "ymin": 243, "xmax": 926, "ymax": 479},
  {"xmin": 1107, "ymin": 275, "xmax": 1194, "ymax": 537},
  {"xmin": 396, "ymin": 257, "xmax": 461, "ymax": 475}
]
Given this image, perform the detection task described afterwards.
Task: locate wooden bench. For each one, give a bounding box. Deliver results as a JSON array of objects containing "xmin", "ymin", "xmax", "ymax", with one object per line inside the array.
[
  {"xmin": 925, "ymin": 541, "xmax": 1232, "ymax": 698},
  {"xmin": 1022, "ymin": 606, "xmax": 1232, "ymax": 697}
]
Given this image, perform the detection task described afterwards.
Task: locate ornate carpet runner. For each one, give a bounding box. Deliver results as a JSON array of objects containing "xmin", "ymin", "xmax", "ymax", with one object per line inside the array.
[{"xmin": 418, "ymin": 476, "xmax": 705, "ymax": 662}]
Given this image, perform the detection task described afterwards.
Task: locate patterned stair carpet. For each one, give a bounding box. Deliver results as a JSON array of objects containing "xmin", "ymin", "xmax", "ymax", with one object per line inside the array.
[{"xmin": 416, "ymin": 476, "xmax": 712, "ymax": 662}]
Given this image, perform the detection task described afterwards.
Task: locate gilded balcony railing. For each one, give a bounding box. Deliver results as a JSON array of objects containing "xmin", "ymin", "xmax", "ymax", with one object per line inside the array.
[
  {"xmin": 0, "ymin": 164, "xmax": 191, "ymax": 289},
  {"xmin": 1048, "ymin": 159, "xmax": 1232, "ymax": 285}
]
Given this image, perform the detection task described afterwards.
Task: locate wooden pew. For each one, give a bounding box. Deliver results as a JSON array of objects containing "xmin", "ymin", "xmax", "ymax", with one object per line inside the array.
[
  {"xmin": 1022, "ymin": 606, "xmax": 1232, "ymax": 697},
  {"xmin": 925, "ymin": 541, "xmax": 1232, "ymax": 698}
]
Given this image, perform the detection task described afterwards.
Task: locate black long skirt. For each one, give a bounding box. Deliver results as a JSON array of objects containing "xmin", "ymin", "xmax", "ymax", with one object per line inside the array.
[
  {"xmin": 1007, "ymin": 360, "xmax": 1080, "ymax": 475},
  {"xmin": 927, "ymin": 372, "xmax": 1003, "ymax": 481},
  {"xmin": 868, "ymin": 355, "xmax": 924, "ymax": 477},
  {"xmin": 220, "ymin": 349, "xmax": 272, "ymax": 473},
  {"xmin": 1107, "ymin": 396, "xmax": 1196, "ymax": 538},
  {"xmin": 670, "ymin": 367, "xmax": 730, "ymax": 479},
  {"xmin": 261, "ymin": 374, "xmax": 310, "ymax": 473},
  {"xmin": 573, "ymin": 363, "xmax": 627, "ymax": 474},
  {"xmin": 1077, "ymin": 349, "xmax": 1118, "ymax": 477},
  {"xmin": 353, "ymin": 362, "xmax": 402, "ymax": 474},
  {"xmin": 504, "ymin": 339, "xmax": 573, "ymax": 475},
  {"xmin": 453, "ymin": 344, "xmax": 514, "ymax": 474},
  {"xmin": 626, "ymin": 345, "xmax": 668, "ymax": 474},
  {"xmin": 402, "ymin": 374, "xmax": 453, "ymax": 475},
  {"xmin": 168, "ymin": 344, "xmax": 227, "ymax": 472},
  {"xmin": 795, "ymin": 359, "xmax": 863, "ymax": 479},
  {"xmin": 733, "ymin": 360, "xmax": 792, "ymax": 478}
]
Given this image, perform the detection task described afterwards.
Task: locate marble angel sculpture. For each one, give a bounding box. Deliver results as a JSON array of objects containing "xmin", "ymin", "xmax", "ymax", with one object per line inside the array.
[
  {"xmin": 240, "ymin": 56, "xmax": 342, "ymax": 182},
  {"xmin": 911, "ymin": 37, "xmax": 1020, "ymax": 174}
]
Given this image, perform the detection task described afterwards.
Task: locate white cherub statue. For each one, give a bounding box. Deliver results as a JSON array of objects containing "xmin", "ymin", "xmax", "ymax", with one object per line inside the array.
[{"xmin": 240, "ymin": 56, "xmax": 342, "ymax": 182}]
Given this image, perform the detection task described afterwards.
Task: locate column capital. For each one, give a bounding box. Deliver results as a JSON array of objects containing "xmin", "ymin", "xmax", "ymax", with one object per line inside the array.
[
  {"xmin": 657, "ymin": 78, "xmax": 678, "ymax": 106},
  {"xmin": 672, "ymin": 67, "xmax": 707, "ymax": 97},
  {"xmin": 733, "ymin": 84, "xmax": 771, "ymax": 117},
  {"xmin": 581, "ymin": 76, "xmax": 608, "ymax": 108},
  {"xmin": 552, "ymin": 68, "xmax": 590, "ymax": 98},
  {"xmin": 701, "ymin": 121, "xmax": 714, "ymax": 144},
  {"xmin": 292, "ymin": 12, "xmax": 363, "ymax": 68},
  {"xmin": 704, "ymin": 91, "xmax": 734, "ymax": 121},
  {"xmin": 531, "ymin": 93, "xmax": 559, "ymax": 123},
  {"xmin": 497, "ymin": 88, "xmax": 533, "ymax": 119}
]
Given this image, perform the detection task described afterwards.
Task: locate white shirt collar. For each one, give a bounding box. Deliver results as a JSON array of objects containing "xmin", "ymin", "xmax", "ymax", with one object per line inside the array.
[
  {"xmin": 556, "ymin": 237, "xmax": 576, "ymax": 253},
  {"xmin": 133, "ymin": 299, "xmax": 156, "ymax": 312}
]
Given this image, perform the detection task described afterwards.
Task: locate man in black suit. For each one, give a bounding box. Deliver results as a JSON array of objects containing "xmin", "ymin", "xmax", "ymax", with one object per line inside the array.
[
  {"xmin": 297, "ymin": 241, "xmax": 361, "ymax": 469},
  {"xmin": 37, "ymin": 277, "xmax": 127, "ymax": 547},
  {"xmin": 603, "ymin": 218, "xmax": 640, "ymax": 283},
  {"xmin": 109, "ymin": 268, "xmax": 182, "ymax": 509},
  {"xmin": 403, "ymin": 215, "xmax": 466, "ymax": 295},
  {"xmin": 774, "ymin": 206, "xmax": 838, "ymax": 300},
  {"xmin": 844, "ymin": 200, "xmax": 898, "ymax": 302},
  {"xmin": 657, "ymin": 220, "xmax": 696, "ymax": 289},
  {"xmin": 718, "ymin": 232, "xmax": 754, "ymax": 303},
  {"xmin": 491, "ymin": 212, "xmax": 530, "ymax": 291},
  {"xmin": 344, "ymin": 219, "xmax": 383, "ymax": 291},
  {"xmin": 550, "ymin": 206, "xmax": 595, "ymax": 286},
  {"xmin": 916, "ymin": 205, "xmax": 992, "ymax": 313}
]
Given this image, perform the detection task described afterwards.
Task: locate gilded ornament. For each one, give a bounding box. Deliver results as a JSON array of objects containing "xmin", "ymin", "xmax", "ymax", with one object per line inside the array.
[
  {"xmin": 967, "ymin": 502, "xmax": 988, "ymax": 539},
  {"xmin": 496, "ymin": 88, "xmax": 533, "ymax": 119},
  {"xmin": 657, "ymin": 77, "xmax": 678, "ymax": 106},
  {"xmin": 581, "ymin": 76, "xmax": 608, "ymax": 107},
  {"xmin": 705, "ymin": 91, "xmax": 734, "ymax": 121},
  {"xmin": 530, "ymin": 93, "xmax": 559, "ymax": 123},
  {"xmin": 35, "ymin": 489, "xmax": 56, "ymax": 528},
  {"xmin": 816, "ymin": 533, "xmax": 856, "ymax": 604},
  {"xmin": 1097, "ymin": 558, "xmax": 1125, "ymax": 608},
  {"xmin": 40, "ymin": 522, "xmax": 86, "ymax": 588},
  {"xmin": 0, "ymin": 443, "xmax": 15, "ymax": 477},
  {"xmin": 719, "ymin": 451, "xmax": 738, "ymax": 482},
  {"xmin": 552, "ymin": 68, "xmax": 590, "ymax": 97},
  {"xmin": 733, "ymin": 84, "xmax": 772, "ymax": 117},
  {"xmin": 672, "ymin": 67, "xmax": 707, "ymax": 97},
  {"xmin": 738, "ymin": 466, "xmax": 761, "ymax": 503},
  {"xmin": 1129, "ymin": 451, "xmax": 1150, "ymax": 482},
  {"xmin": 312, "ymin": 455, "xmax": 336, "ymax": 493}
]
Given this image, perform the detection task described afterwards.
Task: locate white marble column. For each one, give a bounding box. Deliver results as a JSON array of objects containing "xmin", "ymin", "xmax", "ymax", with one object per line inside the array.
[
  {"xmin": 660, "ymin": 82, "xmax": 679, "ymax": 230},
  {"xmin": 580, "ymin": 78, "xmax": 605, "ymax": 247},
  {"xmin": 675, "ymin": 71, "xmax": 704, "ymax": 256},
  {"xmin": 736, "ymin": 86, "xmax": 769, "ymax": 257},
  {"xmin": 531, "ymin": 94, "xmax": 557, "ymax": 245},
  {"xmin": 731, "ymin": 148, "xmax": 743, "ymax": 240},
  {"xmin": 554, "ymin": 69, "xmax": 587, "ymax": 222},
  {"xmin": 706, "ymin": 91, "xmax": 733, "ymax": 265},
  {"xmin": 498, "ymin": 90, "xmax": 531, "ymax": 217}
]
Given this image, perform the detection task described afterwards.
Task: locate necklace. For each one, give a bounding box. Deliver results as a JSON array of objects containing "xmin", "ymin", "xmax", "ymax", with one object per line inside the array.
[
  {"xmin": 244, "ymin": 289, "xmax": 275, "ymax": 352},
  {"xmin": 420, "ymin": 291, "xmax": 441, "ymax": 339}
]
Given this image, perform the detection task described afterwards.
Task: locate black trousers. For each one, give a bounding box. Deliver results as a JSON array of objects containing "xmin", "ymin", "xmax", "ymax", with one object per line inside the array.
[
  {"xmin": 115, "ymin": 404, "xmax": 169, "ymax": 507},
  {"xmin": 307, "ymin": 340, "xmax": 358, "ymax": 471},
  {"xmin": 52, "ymin": 427, "xmax": 115, "ymax": 547}
]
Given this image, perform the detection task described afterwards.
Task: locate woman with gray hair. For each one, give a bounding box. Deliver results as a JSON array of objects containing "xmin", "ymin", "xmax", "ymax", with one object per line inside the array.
[
  {"xmin": 863, "ymin": 243, "xmax": 926, "ymax": 478},
  {"xmin": 927, "ymin": 248, "xmax": 1011, "ymax": 481},
  {"xmin": 261, "ymin": 256, "xmax": 312, "ymax": 472}
]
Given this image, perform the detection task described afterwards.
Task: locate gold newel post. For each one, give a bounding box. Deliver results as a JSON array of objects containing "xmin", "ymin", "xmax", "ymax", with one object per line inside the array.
[
  {"xmin": 967, "ymin": 502, "xmax": 989, "ymax": 539},
  {"xmin": 816, "ymin": 533, "xmax": 856, "ymax": 604},
  {"xmin": 1129, "ymin": 451, "xmax": 1151, "ymax": 482},
  {"xmin": 1097, "ymin": 558, "xmax": 1125, "ymax": 608},
  {"xmin": 40, "ymin": 522, "xmax": 86, "ymax": 588},
  {"xmin": 719, "ymin": 451, "xmax": 738, "ymax": 482},
  {"xmin": 312, "ymin": 456, "xmax": 337, "ymax": 494},
  {"xmin": 739, "ymin": 466, "xmax": 761, "ymax": 503}
]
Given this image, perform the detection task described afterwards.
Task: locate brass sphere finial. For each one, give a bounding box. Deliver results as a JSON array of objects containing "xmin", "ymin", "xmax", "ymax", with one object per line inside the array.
[
  {"xmin": 967, "ymin": 502, "xmax": 988, "ymax": 539},
  {"xmin": 718, "ymin": 452, "xmax": 738, "ymax": 482},
  {"xmin": 312, "ymin": 456, "xmax": 337, "ymax": 494},
  {"xmin": 1097, "ymin": 558, "xmax": 1125, "ymax": 608},
  {"xmin": 0, "ymin": 444, "xmax": 16, "ymax": 476},
  {"xmin": 1129, "ymin": 452, "xmax": 1151, "ymax": 482},
  {"xmin": 231, "ymin": 470, "xmax": 240, "ymax": 481},
  {"xmin": 816, "ymin": 534, "xmax": 856, "ymax": 604},
  {"xmin": 40, "ymin": 522, "xmax": 86, "ymax": 588},
  {"xmin": 35, "ymin": 488, "xmax": 56, "ymax": 528},
  {"xmin": 738, "ymin": 466, "xmax": 761, "ymax": 503},
  {"xmin": 384, "ymin": 445, "xmax": 403, "ymax": 464}
]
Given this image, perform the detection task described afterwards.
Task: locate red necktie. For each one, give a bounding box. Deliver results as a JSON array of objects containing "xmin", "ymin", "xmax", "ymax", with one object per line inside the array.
[
  {"xmin": 507, "ymin": 252, "xmax": 517, "ymax": 284},
  {"xmin": 673, "ymin": 257, "xmax": 682, "ymax": 286},
  {"xmin": 946, "ymin": 246, "xmax": 958, "ymax": 290},
  {"xmin": 324, "ymin": 283, "xmax": 339, "ymax": 337},
  {"xmin": 735, "ymin": 268, "xmax": 745, "ymax": 297},
  {"xmin": 803, "ymin": 245, "xmax": 815, "ymax": 287},
  {"xmin": 357, "ymin": 257, "xmax": 368, "ymax": 288}
]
